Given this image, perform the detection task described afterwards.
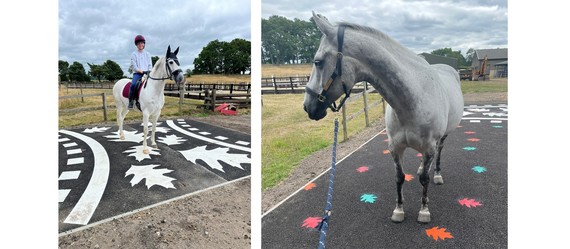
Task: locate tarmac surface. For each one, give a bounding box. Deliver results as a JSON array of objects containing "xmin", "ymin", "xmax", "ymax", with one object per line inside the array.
[
  {"xmin": 58, "ymin": 118, "xmax": 251, "ymax": 234},
  {"xmin": 262, "ymin": 104, "xmax": 508, "ymax": 248}
]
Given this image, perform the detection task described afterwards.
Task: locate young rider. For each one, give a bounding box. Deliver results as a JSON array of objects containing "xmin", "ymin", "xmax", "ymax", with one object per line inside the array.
[{"xmin": 129, "ymin": 35, "xmax": 153, "ymax": 108}]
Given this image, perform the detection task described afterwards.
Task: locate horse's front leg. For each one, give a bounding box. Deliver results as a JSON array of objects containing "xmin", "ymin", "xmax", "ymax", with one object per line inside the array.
[
  {"xmin": 418, "ymin": 146, "xmax": 436, "ymax": 223},
  {"xmin": 150, "ymin": 115, "xmax": 158, "ymax": 148},
  {"xmin": 142, "ymin": 115, "xmax": 150, "ymax": 154},
  {"xmin": 390, "ymin": 145, "xmax": 406, "ymax": 223}
]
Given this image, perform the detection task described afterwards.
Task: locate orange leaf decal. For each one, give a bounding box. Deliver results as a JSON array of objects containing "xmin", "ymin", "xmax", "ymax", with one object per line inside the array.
[
  {"xmin": 458, "ymin": 198, "xmax": 482, "ymax": 208},
  {"xmin": 426, "ymin": 226, "xmax": 454, "ymax": 241},
  {"xmin": 405, "ymin": 174, "xmax": 414, "ymax": 181},
  {"xmin": 383, "ymin": 150, "xmax": 391, "ymax": 154},
  {"xmin": 304, "ymin": 182, "xmax": 316, "ymax": 191},
  {"xmin": 467, "ymin": 138, "xmax": 480, "ymax": 142}
]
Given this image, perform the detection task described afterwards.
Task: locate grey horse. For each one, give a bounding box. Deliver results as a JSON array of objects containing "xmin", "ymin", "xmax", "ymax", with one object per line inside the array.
[{"xmin": 303, "ymin": 12, "xmax": 464, "ymax": 223}]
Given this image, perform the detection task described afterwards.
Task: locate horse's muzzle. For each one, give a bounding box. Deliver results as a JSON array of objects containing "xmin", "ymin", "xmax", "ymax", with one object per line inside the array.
[{"xmin": 304, "ymin": 103, "xmax": 327, "ymax": 121}]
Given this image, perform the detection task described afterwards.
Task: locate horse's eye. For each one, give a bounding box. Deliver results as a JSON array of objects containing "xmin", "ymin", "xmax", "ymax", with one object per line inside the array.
[
  {"xmin": 169, "ymin": 61, "xmax": 174, "ymax": 64},
  {"xmin": 314, "ymin": 60, "xmax": 323, "ymax": 68}
]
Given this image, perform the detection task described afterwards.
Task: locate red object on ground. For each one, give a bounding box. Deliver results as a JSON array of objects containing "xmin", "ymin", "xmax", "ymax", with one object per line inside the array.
[{"xmin": 215, "ymin": 103, "xmax": 237, "ymax": 115}]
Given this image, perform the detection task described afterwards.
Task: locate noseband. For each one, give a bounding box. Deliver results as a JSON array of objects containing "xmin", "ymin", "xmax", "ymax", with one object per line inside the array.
[
  {"xmin": 148, "ymin": 57, "xmax": 182, "ymax": 82},
  {"xmin": 305, "ymin": 25, "xmax": 351, "ymax": 112}
]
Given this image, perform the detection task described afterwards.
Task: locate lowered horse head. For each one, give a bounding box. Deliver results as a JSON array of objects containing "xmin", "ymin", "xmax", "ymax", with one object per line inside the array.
[
  {"xmin": 163, "ymin": 45, "xmax": 185, "ymax": 86},
  {"xmin": 304, "ymin": 12, "xmax": 358, "ymax": 121}
]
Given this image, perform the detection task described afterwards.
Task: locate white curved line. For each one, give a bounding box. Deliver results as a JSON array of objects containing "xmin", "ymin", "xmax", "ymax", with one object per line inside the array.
[
  {"xmin": 59, "ymin": 130, "xmax": 110, "ymax": 225},
  {"xmin": 166, "ymin": 120, "xmax": 251, "ymax": 152}
]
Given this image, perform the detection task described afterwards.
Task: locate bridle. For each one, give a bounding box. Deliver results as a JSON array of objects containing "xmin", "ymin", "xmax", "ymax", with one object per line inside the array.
[
  {"xmin": 305, "ymin": 25, "xmax": 352, "ymax": 112},
  {"xmin": 148, "ymin": 57, "xmax": 182, "ymax": 82}
]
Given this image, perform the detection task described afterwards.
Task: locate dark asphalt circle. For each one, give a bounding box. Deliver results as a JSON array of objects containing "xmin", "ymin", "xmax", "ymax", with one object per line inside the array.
[
  {"xmin": 262, "ymin": 105, "xmax": 507, "ymax": 248},
  {"xmin": 59, "ymin": 118, "xmax": 251, "ymax": 234}
]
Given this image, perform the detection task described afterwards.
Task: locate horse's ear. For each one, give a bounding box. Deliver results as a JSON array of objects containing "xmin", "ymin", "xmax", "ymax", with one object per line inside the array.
[
  {"xmin": 167, "ymin": 45, "xmax": 171, "ymax": 57},
  {"xmin": 174, "ymin": 46, "xmax": 179, "ymax": 55},
  {"xmin": 312, "ymin": 11, "xmax": 334, "ymax": 37}
]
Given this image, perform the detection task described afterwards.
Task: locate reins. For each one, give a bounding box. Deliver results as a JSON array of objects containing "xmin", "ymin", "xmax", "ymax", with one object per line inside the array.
[
  {"xmin": 316, "ymin": 118, "xmax": 339, "ymax": 249},
  {"xmin": 305, "ymin": 25, "xmax": 352, "ymax": 112}
]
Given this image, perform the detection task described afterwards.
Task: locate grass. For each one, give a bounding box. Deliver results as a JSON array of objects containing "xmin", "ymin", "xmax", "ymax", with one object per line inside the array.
[
  {"xmin": 461, "ymin": 79, "xmax": 508, "ymax": 93},
  {"xmin": 262, "ymin": 93, "xmax": 384, "ymax": 190}
]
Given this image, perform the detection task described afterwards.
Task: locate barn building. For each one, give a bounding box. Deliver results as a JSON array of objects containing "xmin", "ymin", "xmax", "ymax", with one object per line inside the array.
[{"xmin": 471, "ymin": 48, "xmax": 508, "ymax": 79}]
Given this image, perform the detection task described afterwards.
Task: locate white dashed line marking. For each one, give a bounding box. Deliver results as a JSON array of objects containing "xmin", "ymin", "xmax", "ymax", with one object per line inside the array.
[{"xmin": 59, "ymin": 171, "xmax": 81, "ymax": 180}]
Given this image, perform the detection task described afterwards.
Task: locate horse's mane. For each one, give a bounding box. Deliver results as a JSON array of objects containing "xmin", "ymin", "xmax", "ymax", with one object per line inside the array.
[
  {"xmin": 151, "ymin": 56, "xmax": 165, "ymax": 73},
  {"xmin": 337, "ymin": 21, "xmax": 424, "ymax": 63}
]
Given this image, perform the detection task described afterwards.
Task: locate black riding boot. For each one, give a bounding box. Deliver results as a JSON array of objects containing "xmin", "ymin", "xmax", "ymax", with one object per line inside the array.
[{"xmin": 128, "ymin": 90, "xmax": 135, "ymax": 108}]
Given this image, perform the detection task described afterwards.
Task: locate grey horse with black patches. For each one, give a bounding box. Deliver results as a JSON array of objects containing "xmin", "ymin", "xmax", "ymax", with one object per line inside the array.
[{"xmin": 304, "ymin": 12, "xmax": 464, "ymax": 223}]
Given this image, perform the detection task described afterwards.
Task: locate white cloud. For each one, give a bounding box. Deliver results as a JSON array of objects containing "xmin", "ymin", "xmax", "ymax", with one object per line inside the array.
[
  {"xmin": 262, "ymin": 0, "xmax": 507, "ymax": 56},
  {"xmin": 59, "ymin": 0, "xmax": 251, "ymax": 76}
]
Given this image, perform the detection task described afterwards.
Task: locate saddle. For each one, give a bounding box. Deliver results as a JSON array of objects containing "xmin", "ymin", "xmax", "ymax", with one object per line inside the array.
[{"xmin": 122, "ymin": 78, "xmax": 147, "ymax": 110}]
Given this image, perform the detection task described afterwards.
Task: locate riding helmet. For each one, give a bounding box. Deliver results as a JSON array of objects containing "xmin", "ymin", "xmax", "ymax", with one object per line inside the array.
[{"xmin": 134, "ymin": 35, "xmax": 146, "ymax": 45}]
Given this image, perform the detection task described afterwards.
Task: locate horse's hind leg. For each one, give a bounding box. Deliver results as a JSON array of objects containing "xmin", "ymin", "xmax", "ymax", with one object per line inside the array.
[
  {"xmin": 117, "ymin": 106, "xmax": 128, "ymax": 140},
  {"xmin": 433, "ymin": 135, "xmax": 448, "ymax": 185},
  {"xmin": 390, "ymin": 145, "xmax": 406, "ymax": 223},
  {"xmin": 418, "ymin": 145, "xmax": 436, "ymax": 223}
]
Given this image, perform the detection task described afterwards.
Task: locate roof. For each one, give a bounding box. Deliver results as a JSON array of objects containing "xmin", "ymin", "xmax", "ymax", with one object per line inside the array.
[
  {"xmin": 418, "ymin": 53, "xmax": 458, "ymax": 70},
  {"xmin": 495, "ymin": 60, "xmax": 508, "ymax": 65},
  {"xmin": 474, "ymin": 48, "xmax": 508, "ymax": 61}
]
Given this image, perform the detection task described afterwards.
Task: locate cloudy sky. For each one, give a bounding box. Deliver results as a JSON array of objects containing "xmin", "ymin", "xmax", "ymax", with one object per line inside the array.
[
  {"xmin": 59, "ymin": 0, "xmax": 251, "ymax": 76},
  {"xmin": 262, "ymin": 0, "xmax": 507, "ymax": 56}
]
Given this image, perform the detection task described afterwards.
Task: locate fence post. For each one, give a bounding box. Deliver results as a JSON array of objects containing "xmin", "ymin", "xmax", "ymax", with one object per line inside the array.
[
  {"xmin": 272, "ymin": 76, "xmax": 278, "ymax": 94},
  {"xmin": 80, "ymin": 83, "xmax": 84, "ymax": 103},
  {"xmin": 179, "ymin": 82, "xmax": 185, "ymax": 114},
  {"xmin": 341, "ymin": 106, "xmax": 348, "ymax": 142},
  {"xmin": 211, "ymin": 88, "xmax": 217, "ymax": 110},
  {"xmin": 102, "ymin": 93, "xmax": 108, "ymax": 121},
  {"xmin": 289, "ymin": 77, "xmax": 295, "ymax": 93},
  {"xmin": 363, "ymin": 82, "xmax": 370, "ymax": 127}
]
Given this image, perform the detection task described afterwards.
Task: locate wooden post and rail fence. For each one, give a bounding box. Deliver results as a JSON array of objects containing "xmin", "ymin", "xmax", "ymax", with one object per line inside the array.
[{"xmin": 59, "ymin": 79, "xmax": 383, "ymax": 141}]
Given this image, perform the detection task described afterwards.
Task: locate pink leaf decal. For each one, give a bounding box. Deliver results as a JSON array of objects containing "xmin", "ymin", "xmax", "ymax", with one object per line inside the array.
[
  {"xmin": 458, "ymin": 198, "xmax": 482, "ymax": 208},
  {"xmin": 356, "ymin": 166, "xmax": 369, "ymax": 173},
  {"xmin": 405, "ymin": 174, "xmax": 414, "ymax": 181},
  {"xmin": 301, "ymin": 217, "xmax": 322, "ymax": 229}
]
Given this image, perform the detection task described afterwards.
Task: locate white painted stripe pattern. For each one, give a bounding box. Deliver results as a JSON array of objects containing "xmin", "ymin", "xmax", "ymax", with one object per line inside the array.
[
  {"xmin": 59, "ymin": 189, "xmax": 71, "ymax": 203},
  {"xmin": 236, "ymin": 141, "xmax": 250, "ymax": 146},
  {"xmin": 166, "ymin": 120, "xmax": 251, "ymax": 152},
  {"xmin": 67, "ymin": 148, "xmax": 82, "ymax": 155},
  {"xmin": 199, "ymin": 132, "xmax": 211, "ymax": 135},
  {"xmin": 182, "ymin": 124, "xmax": 191, "ymax": 127},
  {"xmin": 59, "ymin": 130, "xmax": 110, "ymax": 225},
  {"xmin": 67, "ymin": 157, "xmax": 84, "ymax": 165},
  {"xmin": 63, "ymin": 142, "xmax": 78, "ymax": 148},
  {"xmin": 470, "ymin": 120, "xmax": 481, "ymax": 123},
  {"xmin": 215, "ymin": 136, "xmax": 228, "ymax": 140},
  {"xmin": 59, "ymin": 137, "xmax": 70, "ymax": 142},
  {"xmin": 491, "ymin": 120, "xmax": 502, "ymax": 123},
  {"xmin": 59, "ymin": 171, "xmax": 81, "ymax": 180},
  {"xmin": 189, "ymin": 128, "xmax": 199, "ymax": 131}
]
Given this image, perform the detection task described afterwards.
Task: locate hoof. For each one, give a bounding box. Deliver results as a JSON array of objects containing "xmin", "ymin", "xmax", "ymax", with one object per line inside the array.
[
  {"xmin": 152, "ymin": 144, "xmax": 158, "ymax": 149},
  {"xmin": 417, "ymin": 209, "xmax": 431, "ymax": 223},
  {"xmin": 433, "ymin": 175, "xmax": 444, "ymax": 185},
  {"xmin": 391, "ymin": 208, "xmax": 405, "ymax": 223},
  {"xmin": 143, "ymin": 148, "xmax": 149, "ymax": 154},
  {"xmin": 120, "ymin": 135, "xmax": 125, "ymax": 140}
]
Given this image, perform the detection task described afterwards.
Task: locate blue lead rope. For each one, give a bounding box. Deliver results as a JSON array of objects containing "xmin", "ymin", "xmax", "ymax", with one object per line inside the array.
[{"xmin": 317, "ymin": 118, "xmax": 339, "ymax": 249}]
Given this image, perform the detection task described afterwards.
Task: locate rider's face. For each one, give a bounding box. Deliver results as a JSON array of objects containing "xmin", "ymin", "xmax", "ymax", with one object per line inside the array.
[{"xmin": 136, "ymin": 42, "xmax": 145, "ymax": 50}]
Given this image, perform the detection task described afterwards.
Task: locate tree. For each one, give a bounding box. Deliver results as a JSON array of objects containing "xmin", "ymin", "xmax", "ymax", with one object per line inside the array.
[
  {"xmin": 193, "ymin": 39, "xmax": 225, "ymax": 74},
  {"xmin": 59, "ymin": 60, "xmax": 70, "ymax": 82},
  {"xmin": 465, "ymin": 48, "xmax": 475, "ymax": 67},
  {"xmin": 151, "ymin": 56, "xmax": 159, "ymax": 67},
  {"xmin": 431, "ymin": 48, "xmax": 467, "ymax": 68},
  {"xmin": 103, "ymin": 60, "xmax": 124, "ymax": 81},
  {"xmin": 184, "ymin": 68, "xmax": 193, "ymax": 77},
  {"xmin": 88, "ymin": 63, "xmax": 107, "ymax": 82},
  {"xmin": 68, "ymin": 61, "xmax": 90, "ymax": 82},
  {"xmin": 261, "ymin": 15, "xmax": 320, "ymax": 64},
  {"xmin": 224, "ymin": 38, "xmax": 251, "ymax": 74}
]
